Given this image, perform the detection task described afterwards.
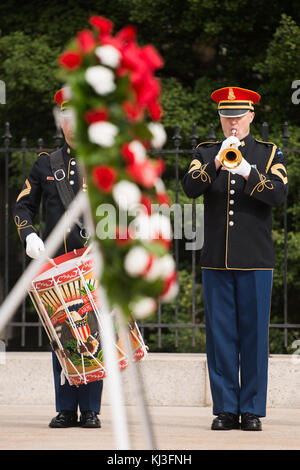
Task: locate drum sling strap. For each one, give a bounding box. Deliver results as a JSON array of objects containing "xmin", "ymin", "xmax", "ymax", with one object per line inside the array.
[{"xmin": 49, "ymin": 149, "xmax": 87, "ymax": 237}]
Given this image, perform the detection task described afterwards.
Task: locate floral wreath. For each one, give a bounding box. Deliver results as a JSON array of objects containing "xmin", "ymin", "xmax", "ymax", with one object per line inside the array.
[{"xmin": 58, "ymin": 15, "xmax": 178, "ymax": 320}]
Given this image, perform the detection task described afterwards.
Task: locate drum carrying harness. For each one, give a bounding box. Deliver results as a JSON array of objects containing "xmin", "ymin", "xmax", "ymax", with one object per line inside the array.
[{"xmin": 49, "ymin": 149, "xmax": 89, "ymax": 239}]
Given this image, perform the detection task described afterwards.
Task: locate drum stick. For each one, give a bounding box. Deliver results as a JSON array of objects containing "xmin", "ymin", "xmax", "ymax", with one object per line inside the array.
[
  {"xmin": 79, "ymin": 244, "xmax": 92, "ymax": 264},
  {"xmin": 47, "ymin": 257, "xmax": 57, "ymax": 267}
]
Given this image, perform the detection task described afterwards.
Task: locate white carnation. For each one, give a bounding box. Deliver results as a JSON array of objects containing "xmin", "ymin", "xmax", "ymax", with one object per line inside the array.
[
  {"xmin": 88, "ymin": 121, "xmax": 118, "ymax": 147},
  {"xmin": 85, "ymin": 65, "xmax": 116, "ymax": 95},
  {"xmin": 112, "ymin": 180, "xmax": 141, "ymax": 211},
  {"xmin": 160, "ymin": 280, "xmax": 179, "ymax": 303},
  {"xmin": 124, "ymin": 246, "xmax": 150, "ymax": 277},
  {"xmin": 128, "ymin": 140, "xmax": 147, "ymax": 162},
  {"xmin": 158, "ymin": 254, "xmax": 176, "ymax": 279},
  {"xmin": 148, "ymin": 122, "xmax": 167, "ymax": 149},
  {"xmin": 95, "ymin": 45, "xmax": 121, "ymax": 69},
  {"xmin": 130, "ymin": 212, "xmax": 172, "ymax": 241},
  {"xmin": 131, "ymin": 297, "xmax": 157, "ymax": 319},
  {"xmin": 144, "ymin": 257, "xmax": 162, "ymax": 281},
  {"xmin": 62, "ymin": 85, "xmax": 72, "ymax": 101},
  {"xmin": 154, "ymin": 178, "xmax": 166, "ymax": 194},
  {"xmin": 149, "ymin": 213, "xmax": 172, "ymax": 240},
  {"xmin": 130, "ymin": 213, "xmax": 152, "ymax": 241}
]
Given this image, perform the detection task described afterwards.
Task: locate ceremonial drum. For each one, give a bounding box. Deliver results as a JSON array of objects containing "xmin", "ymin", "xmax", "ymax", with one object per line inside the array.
[{"xmin": 28, "ymin": 248, "xmax": 148, "ymax": 386}]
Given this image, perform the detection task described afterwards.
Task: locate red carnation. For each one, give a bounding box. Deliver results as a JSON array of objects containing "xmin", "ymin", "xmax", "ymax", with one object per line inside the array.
[
  {"xmin": 58, "ymin": 51, "xmax": 82, "ymax": 70},
  {"xmin": 115, "ymin": 25, "xmax": 137, "ymax": 45},
  {"xmin": 155, "ymin": 158, "xmax": 166, "ymax": 176},
  {"xmin": 101, "ymin": 35, "xmax": 123, "ymax": 53},
  {"xmin": 122, "ymin": 101, "xmax": 143, "ymax": 122},
  {"xmin": 92, "ymin": 165, "xmax": 117, "ymax": 193},
  {"xmin": 161, "ymin": 272, "xmax": 177, "ymax": 296},
  {"xmin": 148, "ymin": 101, "xmax": 163, "ymax": 121},
  {"xmin": 126, "ymin": 159, "xmax": 158, "ymax": 188},
  {"xmin": 84, "ymin": 107, "xmax": 109, "ymax": 124},
  {"xmin": 77, "ymin": 30, "xmax": 95, "ymax": 53},
  {"xmin": 135, "ymin": 75, "xmax": 161, "ymax": 106},
  {"xmin": 121, "ymin": 143, "xmax": 135, "ymax": 164},
  {"xmin": 140, "ymin": 45, "xmax": 164, "ymax": 70},
  {"xmin": 156, "ymin": 192, "xmax": 171, "ymax": 206},
  {"xmin": 140, "ymin": 195, "xmax": 153, "ymax": 215},
  {"xmin": 116, "ymin": 226, "xmax": 131, "ymax": 245},
  {"xmin": 89, "ymin": 16, "xmax": 113, "ymax": 37}
]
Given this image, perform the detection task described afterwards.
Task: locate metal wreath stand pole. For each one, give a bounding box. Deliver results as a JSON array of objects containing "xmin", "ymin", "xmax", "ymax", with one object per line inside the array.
[
  {"xmin": 0, "ymin": 190, "xmax": 130, "ymax": 450},
  {"xmin": 117, "ymin": 310, "xmax": 156, "ymax": 450},
  {"xmin": 83, "ymin": 191, "xmax": 156, "ymax": 451}
]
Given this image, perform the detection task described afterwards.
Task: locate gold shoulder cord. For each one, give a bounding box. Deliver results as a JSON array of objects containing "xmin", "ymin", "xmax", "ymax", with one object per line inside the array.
[
  {"xmin": 256, "ymin": 140, "xmax": 288, "ymax": 184},
  {"xmin": 196, "ymin": 141, "xmax": 220, "ymax": 148}
]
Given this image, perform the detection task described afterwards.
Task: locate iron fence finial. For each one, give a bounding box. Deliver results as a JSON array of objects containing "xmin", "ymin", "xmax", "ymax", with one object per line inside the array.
[
  {"xmin": 261, "ymin": 122, "xmax": 269, "ymax": 142},
  {"xmin": 207, "ymin": 123, "xmax": 216, "ymax": 141},
  {"xmin": 189, "ymin": 123, "xmax": 199, "ymax": 148},
  {"xmin": 172, "ymin": 124, "xmax": 182, "ymax": 147}
]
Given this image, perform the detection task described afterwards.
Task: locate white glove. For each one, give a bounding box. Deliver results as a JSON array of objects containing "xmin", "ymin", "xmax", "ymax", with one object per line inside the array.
[
  {"xmin": 26, "ymin": 233, "xmax": 45, "ymax": 259},
  {"xmin": 228, "ymin": 158, "xmax": 252, "ymax": 179},
  {"xmin": 216, "ymin": 136, "xmax": 241, "ymax": 162}
]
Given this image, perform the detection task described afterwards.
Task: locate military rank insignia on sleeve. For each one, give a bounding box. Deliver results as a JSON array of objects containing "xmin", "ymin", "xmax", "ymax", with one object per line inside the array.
[{"xmin": 270, "ymin": 163, "xmax": 288, "ymax": 184}]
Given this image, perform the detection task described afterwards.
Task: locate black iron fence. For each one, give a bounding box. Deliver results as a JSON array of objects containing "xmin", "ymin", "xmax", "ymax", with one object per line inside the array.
[{"xmin": 0, "ymin": 121, "xmax": 299, "ymax": 351}]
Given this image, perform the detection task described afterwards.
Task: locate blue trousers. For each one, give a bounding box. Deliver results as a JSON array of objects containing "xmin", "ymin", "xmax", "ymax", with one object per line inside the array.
[
  {"xmin": 52, "ymin": 352, "xmax": 103, "ymax": 414},
  {"xmin": 202, "ymin": 269, "xmax": 273, "ymax": 417}
]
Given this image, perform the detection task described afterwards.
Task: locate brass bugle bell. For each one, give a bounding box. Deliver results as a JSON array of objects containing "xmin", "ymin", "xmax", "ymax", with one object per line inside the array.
[{"xmin": 219, "ymin": 131, "xmax": 242, "ymax": 169}]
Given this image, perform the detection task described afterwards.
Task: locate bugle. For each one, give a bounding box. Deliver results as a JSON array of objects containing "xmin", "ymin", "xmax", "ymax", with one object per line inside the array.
[{"xmin": 219, "ymin": 130, "xmax": 242, "ymax": 170}]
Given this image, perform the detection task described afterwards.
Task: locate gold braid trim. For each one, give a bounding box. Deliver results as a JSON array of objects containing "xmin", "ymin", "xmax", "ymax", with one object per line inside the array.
[
  {"xmin": 271, "ymin": 163, "xmax": 288, "ymax": 185},
  {"xmin": 16, "ymin": 179, "xmax": 31, "ymax": 202},
  {"xmin": 188, "ymin": 160, "xmax": 211, "ymax": 183},
  {"xmin": 250, "ymin": 171, "xmax": 274, "ymax": 196},
  {"xmin": 14, "ymin": 216, "xmax": 35, "ymax": 237}
]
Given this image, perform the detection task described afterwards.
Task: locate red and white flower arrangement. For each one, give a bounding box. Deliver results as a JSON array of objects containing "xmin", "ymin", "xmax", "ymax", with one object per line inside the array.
[{"xmin": 58, "ymin": 15, "xmax": 178, "ymax": 319}]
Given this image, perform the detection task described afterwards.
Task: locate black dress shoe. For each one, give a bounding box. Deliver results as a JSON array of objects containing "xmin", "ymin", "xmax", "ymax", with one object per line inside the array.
[
  {"xmin": 49, "ymin": 411, "xmax": 78, "ymax": 428},
  {"xmin": 241, "ymin": 413, "xmax": 262, "ymax": 431},
  {"xmin": 80, "ymin": 410, "xmax": 101, "ymax": 428},
  {"xmin": 211, "ymin": 412, "xmax": 240, "ymax": 430}
]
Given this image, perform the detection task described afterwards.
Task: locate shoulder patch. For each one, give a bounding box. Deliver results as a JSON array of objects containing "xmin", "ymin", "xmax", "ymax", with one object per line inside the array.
[{"xmin": 275, "ymin": 148, "xmax": 284, "ymax": 158}]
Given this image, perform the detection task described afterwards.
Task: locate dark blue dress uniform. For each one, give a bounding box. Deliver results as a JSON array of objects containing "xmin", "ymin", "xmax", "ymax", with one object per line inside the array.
[
  {"xmin": 182, "ymin": 126, "xmax": 288, "ymax": 418},
  {"xmin": 13, "ymin": 142, "xmax": 84, "ymax": 256},
  {"xmin": 13, "ymin": 141, "xmax": 103, "ymax": 417}
]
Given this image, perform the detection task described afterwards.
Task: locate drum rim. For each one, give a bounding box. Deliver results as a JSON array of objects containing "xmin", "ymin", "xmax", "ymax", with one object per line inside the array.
[
  {"xmin": 29, "ymin": 247, "xmax": 90, "ymax": 291},
  {"xmin": 39, "ymin": 247, "xmax": 87, "ymax": 275}
]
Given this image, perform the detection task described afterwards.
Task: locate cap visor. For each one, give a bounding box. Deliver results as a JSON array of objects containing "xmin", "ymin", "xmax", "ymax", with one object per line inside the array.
[{"xmin": 219, "ymin": 109, "xmax": 251, "ymax": 117}]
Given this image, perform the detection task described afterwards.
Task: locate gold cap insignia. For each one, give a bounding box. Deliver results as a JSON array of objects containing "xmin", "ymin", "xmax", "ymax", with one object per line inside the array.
[{"xmin": 228, "ymin": 88, "xmax": 236, "ymax": 100}]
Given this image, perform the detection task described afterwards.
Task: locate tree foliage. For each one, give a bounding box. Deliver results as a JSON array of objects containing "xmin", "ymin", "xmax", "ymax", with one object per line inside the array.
[{"xmin": 0, "ymin": 0, "xmax": 299, "ymax": 352}]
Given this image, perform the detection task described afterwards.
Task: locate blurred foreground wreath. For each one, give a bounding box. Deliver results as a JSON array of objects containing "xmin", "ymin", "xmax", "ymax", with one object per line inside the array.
[{"xmin": 58, "ymin": 16, "xmax": 178, "ymax": 320}]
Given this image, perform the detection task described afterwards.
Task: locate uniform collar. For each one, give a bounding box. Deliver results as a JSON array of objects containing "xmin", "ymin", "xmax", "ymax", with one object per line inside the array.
[
  {"xmin": 62, "ymin": 141, "xmax": 74, "ymax": 157},
  {"xmin": 239, "ymin": 133, "xmax": 254, "ymax": 148}
]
